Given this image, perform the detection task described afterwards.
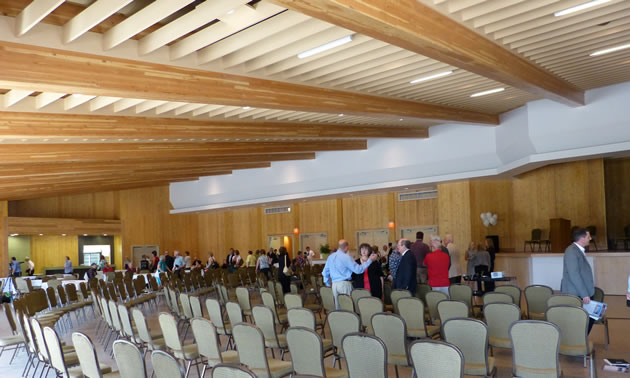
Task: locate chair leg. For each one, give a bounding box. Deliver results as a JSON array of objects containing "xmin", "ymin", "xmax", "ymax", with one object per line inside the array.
[
  {"xmin": 184, "ymin": 360, "xmax": 191, "ymax": 378},
  {"xmin": 395, "ymin": 365, "xmax": 399, "ymax": 378},
  {"xmin": 200, "ymin": 364, "xmax": 207, "ymax": 378},
  {"xmin": 604, "ymin": 320, "xmax": 610, "ymax": 350}
]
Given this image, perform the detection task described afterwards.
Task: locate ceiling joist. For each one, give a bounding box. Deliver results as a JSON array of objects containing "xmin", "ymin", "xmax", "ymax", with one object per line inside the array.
[
  {"xmin": 270, "ymin": 0, "xmax": 585, "ymax": 106},
  {"xmin": 0, "ymin": 42, "xmax": 498, "ymax": 124}
]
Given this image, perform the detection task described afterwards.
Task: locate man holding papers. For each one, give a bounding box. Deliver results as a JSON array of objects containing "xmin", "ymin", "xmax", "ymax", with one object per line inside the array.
[{"xmin": 560, "ymin": 227, "xmax": 596, "ymax": 333}]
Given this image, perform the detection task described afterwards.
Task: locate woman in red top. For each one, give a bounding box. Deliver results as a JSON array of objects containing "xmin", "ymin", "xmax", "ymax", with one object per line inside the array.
[
  {"xmin": 352, "ymin": 243, "xmax": 385, "ymax": 299},
  {"xmin": 424, "ymin": 235, "xmax": 451, "ymax": 295}
]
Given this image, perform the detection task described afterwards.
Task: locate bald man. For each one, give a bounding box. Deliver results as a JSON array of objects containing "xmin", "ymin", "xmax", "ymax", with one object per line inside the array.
[{"xmin": 322, "ymin": 239, "xmax": 378, "ymax": 309}]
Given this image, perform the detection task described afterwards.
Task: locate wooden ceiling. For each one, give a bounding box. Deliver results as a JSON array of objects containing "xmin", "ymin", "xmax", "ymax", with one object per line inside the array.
[{"xmin": 0, "ymin": 0, "xmax": 628, "ymax": 200}]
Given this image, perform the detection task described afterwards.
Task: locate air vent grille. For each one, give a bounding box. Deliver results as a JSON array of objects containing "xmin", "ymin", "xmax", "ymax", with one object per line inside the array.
[
  {"xmin": 398, "ymin": 190, "xmax": 438, "ymax": 201},
  {"xmin": 264, "ymin": 206, "xmax": 291, "ymax": 214}
]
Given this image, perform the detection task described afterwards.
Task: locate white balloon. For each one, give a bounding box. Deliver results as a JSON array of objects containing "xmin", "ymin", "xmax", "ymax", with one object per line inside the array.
[
  {"xmin": 486, "ymin": 212, "xmax": 492, "ymax": 218},
  {"xmin": 483, "ymin": 220, "xmax": 489, "ymax": 227},
  {"xmin": 480, "ymin": 213, "xmax": 485, "ymax": 220}
]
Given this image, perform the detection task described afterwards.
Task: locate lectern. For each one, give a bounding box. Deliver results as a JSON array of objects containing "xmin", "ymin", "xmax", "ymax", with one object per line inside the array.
[{"xmin": 550, "ymin": 218, "xmax": 571, "ymax": 252}]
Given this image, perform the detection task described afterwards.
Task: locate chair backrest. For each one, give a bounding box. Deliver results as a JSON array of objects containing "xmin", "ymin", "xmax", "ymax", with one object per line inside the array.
[
  {"xmin": 235, "ymin": 287, "xmax": 252, "ymax": 311},
  {"xmin": 443, "ymin": 318, "xmax": 491, "ymax": 375},
  {"xmin": 232, "ymin": 323, "xmax": 270, "ymax": 376},
  {"xmin": 190, "ymin": 317, "xmax": 222, "ymax": 362},
  {"xmin": 425, "ymin": 291, "xmax": 448, "ymax": 323},
  {"xmin": 260, "ymin": 291, "xmax": 283, "ymax": 324},
  {"xmin": 509, "ymin": 320, "xmax": 561, "ymax": 378},
  {"xmin": 151, "ymin": 350, "xmax": 184, "ymax": 378},
  {"xmin": 158, "ymin": 312, "xmax": 183, "ymax": 352},
  {"xmin": 117, "ymin": 304, "xmax": 136, "ymax": 341},
  {"xmin": 531, "ymin": 228, "xmax": 542, "ymax": 241},
  {"xmin": 437, "ymin": 300, "xmax": 468, "ymax": 325},
  {"xmin": 319, "ymin": 286, "xmax": 335, "ymax": 312},
  {"xmin": 284, "ymin": 293, "xmax": 303, "ymax": 310},
  {"xmin": 43, "ymin": 326, "xmax": 70, "ymax": 377},
  {"xmin": 342, "ymin": 333, "xmax": 387, "ymax": 378},
  {"xmin": 482, "ymin": 292, "xmax": 514, "ymax": 305},
  {"xmin": 47, "ymin": 279, "xmax": 61, "ymax": 290},
  {"xmin": 483, "ymin": 303, "xmax": 520, "ymax": 349},
  {"xmin": 274, "ymin": 282, "xmax": 285, "ymax": 305},
  {"xmin": 211, "ymin": 363, "xmax": 256, "ymax": 378},
  {"xmin": 524, "ymin": 285, "xmax": 553, "ymax": 317},
  {"xmin": 189, "ymin": 295, "xmax": 203, "ymax": 318},
  {"xmin": 397, "ymin": 297, "xmax": 427, "ymax": 334},
  {"xmin": 357, "ymin": 296, "xmax": 383, "ymax": 330},
  {"xmin": 351, "ymin": 288, "xmax": 372, "ymax": 312},
  {"xmin": 415, "ymin": 283, "xmax": 432, "ymax": 305},
  {"xmin": 206, "ymin": 298, "xmax": 227, "ymax": 329},
  {"xmin": 66, "ymin": 283, "xmax": 80, "ymax": 302},
  {"xmin": 226, "ymin": 301, "xmax": 244, "ymax": 325},
  {"xmin": 251, "ymin": 305, "xmax": 279, "ymax": 345},
  {"xmin": 371, "ymin": 312, "xmax": 407, "ymax": 359},
  {"xmin": 179, "ymin": 293, "xmax": 193, "ymax": 319},
  {"xmin": 338, "ymin": 294, "xmax": 354, "ymax": 312},
  {"xmin": 30, "ymin": 318, "xmax": 50, "ymax": 361},
  {"xmin": 287, "ymin": 307, "xmax": 316, "ymax": 330},
  {"xmin": 72, "ymin": 332, "xmax": 104, "ymax": 378},
  {"xmin": 592, "ymin": 287, "xmax": 605, "ymax": 302},
  {"xmin": 494, "ymin": 285, "xmax": 521, "ymax": 306},
  {"xmin": 545, "ymin": 305, "xmax": 590, "ymax": 354},
  {"xmin": 286, "ymin": 327, "xmax": 325, "ymax": 377},
  {"xmin": 409, "ymin": 339, "xmax": 464, "ymax": 378},
  {"xmin": 390, "ymin": 289, "xmax": 412, "ymax": 313},
  {"xmin": 113, "ymin": 339, "xmax": 147, "ymax": 378},
  {"xmin": 131, "ymin": 308, "xmax": 154, "ymax": 345},
  {"xmin": 326, "ymin": 310, "xmax": 361, "ymax": 355},
  {"xmin": 448, "ymin": 284, "xmax": 472, "ymax": 310},
  {"xmin": 108, "ymin": 299, "xmax": 122, "ymax": 332},
  {"xmin": 546, "ymin": 294, "xmax": 582, "ymax": 308},
  {"xmin": 3, "ymin": 303, "xmax": 18, "ymax": 334}
]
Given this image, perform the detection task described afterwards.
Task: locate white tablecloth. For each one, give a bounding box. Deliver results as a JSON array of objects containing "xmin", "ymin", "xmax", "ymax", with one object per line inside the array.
[{"xmin": 40, "ymin": 279, "xmax": 84, "ymax": 291}]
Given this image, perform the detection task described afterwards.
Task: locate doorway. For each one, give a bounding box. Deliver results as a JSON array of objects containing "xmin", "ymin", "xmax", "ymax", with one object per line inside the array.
[
  {"xmin": 299, "ymin": 233, "xmax": 328, "ymax": 256},
  {"xmin": 356, "ymin": 229, "xmax": 390, "ymax": 259},
  {"xmin": 400, "ymin": 225, "xmax": 439, "ymax": 242},
  {"xmin": 267, "ymin": 234, "xmax": 295, "ymax": 257}
]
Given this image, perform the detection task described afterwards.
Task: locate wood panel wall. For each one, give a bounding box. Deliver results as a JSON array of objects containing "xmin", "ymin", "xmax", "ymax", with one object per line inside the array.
[
  {"xmin": 2, "ymin": 158, "xmax": 617, "ymax": 273},
  {"xmin": 31, "ymin": 235, "xmax": 79, "ymax": 274},
  {"xmin": 604, "ymin": 158, "xmax": 630, "ymax": 241},
  {"xmin": 469, "ymin": 179, "xmax": 514, "ymax": 250},
  {"xmin": 0, "ymin": 201, "xmax": 7, "ymax": 278},
  {"xmin": 512, "ymin": 159, "xmax": 607, "ymax": 250}
]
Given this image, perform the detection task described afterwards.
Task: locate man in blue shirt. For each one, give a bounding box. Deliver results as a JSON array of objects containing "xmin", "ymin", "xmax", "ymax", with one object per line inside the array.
[
  {"xmin": 64, "ymin": 256, "xmax": 73, "ymax": 274},
  {"xmin": 10, "ymin": 257, "xmax": 21, "ymax": 277},
  {"xmin": 173, "ymin": 250, "xmax": 186, "ymax": 277},
  {"xmin": 322, "ymin": 239, "xmax": 378, "ymax": 309}
]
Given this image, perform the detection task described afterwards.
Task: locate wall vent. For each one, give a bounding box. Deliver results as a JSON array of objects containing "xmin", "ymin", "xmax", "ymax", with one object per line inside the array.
[
  {"xmin": 398, "ymin": 190, "xmax": 438, "ymax": 201},
  {"xmin": 264, "ymin": 206, "xmax": 291, "ymax": 214}
]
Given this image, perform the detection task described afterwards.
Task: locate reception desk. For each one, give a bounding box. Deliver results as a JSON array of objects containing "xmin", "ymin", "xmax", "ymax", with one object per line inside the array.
[{"xmin": 495, "ymin": 252, "xmax": 630, "ymax": 295}]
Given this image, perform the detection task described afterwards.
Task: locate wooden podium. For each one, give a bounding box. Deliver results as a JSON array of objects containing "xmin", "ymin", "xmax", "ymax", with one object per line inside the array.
[{"xmin": 550, "ymin": 218, "xmax": 571, "ymax": 253}]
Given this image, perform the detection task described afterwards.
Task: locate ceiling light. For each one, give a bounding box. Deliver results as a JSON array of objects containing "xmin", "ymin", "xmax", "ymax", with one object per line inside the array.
[
  {"xmin": 63, "ymin": 138, "xmax": 69, "ymax": 142},
  {"xmin": 61, "ymin": 233, "xmax": 66, "ymax": 236},
  {"xmin": 470, "ymin": 88, "xmax": 505, "ymax": 97},
  {"xmin": 338, "ymin": 114, "xmax": 344, "ymax": 117},
  {"xmin": 590, "ymin": 42, "xmax": 630, "ymax": 56},
  {"xmin": 242, "ymin": 106, "xmax": 251, "ymax": 110},
  {"xmin": 410, "ymin": 70, "xmax": 453, "ymax": 84},
  {"xmin": 399, "ymin": 118, "xmax": 403, "ymax": 121},
  {"xmin": 226, "ymin": 9, "xmax": 234, "ymax": 15},
  {"xmin": 83, "ymin": 234, "xmax": 87, "ymax": 236},
  {"xmin": 554, "ymin": 0, "xmax": 611, "ymax": 17},
  {"xmin": 39, "ymin": 233, "xmax": 43, "ymax": 236},
  {"xmin": 298, "ymin": 35, "xmax": 353, "ymax": 59},
  {"xmin": 103, "ymin": 234, "xmax": 108, "ymax": 236},
  {"xmin": 10, "ymin": 233, "xmax": 18, "ymax": 236}
]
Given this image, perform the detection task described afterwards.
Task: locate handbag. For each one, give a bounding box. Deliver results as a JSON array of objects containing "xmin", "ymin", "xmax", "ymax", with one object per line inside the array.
[{"xmin": 282, "ymin": 255, "xmax": 293, "ymax": 276}]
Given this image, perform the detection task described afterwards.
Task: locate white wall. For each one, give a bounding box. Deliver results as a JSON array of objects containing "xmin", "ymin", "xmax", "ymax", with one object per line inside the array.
[{"xmin": 171, "ymin": 82, "xmax": 630, "ymax": 213}]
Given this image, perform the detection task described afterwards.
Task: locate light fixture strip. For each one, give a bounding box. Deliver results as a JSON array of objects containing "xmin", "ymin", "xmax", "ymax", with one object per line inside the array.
[
  {"xmin": 409, "ymin": 70, "xmax": 453, "ymax": 84},
  {"xmin": 297, "ymin": 35, "xmax": 354, "ymax": 59},
  {"xmin": 470, "ymin": 88, "xmax": 505, "ymax": 97},
  {"xmin": 554, "ymin": 0, "xmax": 611, "ymax": 17},
  {"xmin": 590, "ymin": 42, "xmax": 630, "ymax": 56}
]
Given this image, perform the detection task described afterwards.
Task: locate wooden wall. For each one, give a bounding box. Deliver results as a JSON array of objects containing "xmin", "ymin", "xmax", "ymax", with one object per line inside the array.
[
  {"xmin": 512, "ymin": 159, "xmax": 607, "ymax": 250},
  {"xmin": 604, "ymin": 158, "xmax": 630, "ymax": 241},
  {"xmin": 31, "ymin": 235, "xmax": 79, "ymax": 274},
  {"xmin": 0, "ymin": 201, "xmax": 7, "ymax": 277},
  {"xmin": 1, "ymin": 158, "xmax": 617, "ymax": 275}
]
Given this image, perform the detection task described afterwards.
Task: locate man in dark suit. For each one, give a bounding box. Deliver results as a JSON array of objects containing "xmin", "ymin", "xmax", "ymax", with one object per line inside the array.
[
  {"xmin": 561, "ymin": 227, "xmax": 595, "ymax": 333},
  {"xmin": 393, "ymin": 238, "xmax": 417, "ymax": 295}
]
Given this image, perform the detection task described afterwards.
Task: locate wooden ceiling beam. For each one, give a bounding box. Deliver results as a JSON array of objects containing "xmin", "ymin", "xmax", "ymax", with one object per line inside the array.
[
  {"xmin": 0, "ymin": 163, "xmax": 270, "ymax": 183},
  {"xmin": 0, "ymin": 42, "xmax": 498, "ymax": 124},
  {"xmin": 0, "ymin": 140, "xmax": 365, "ymax": 164},
  {"xmin": 270, "ymin": 0, "xmax": 585, "ymax": 107},
  {"xmin": 0, "ymin": 111, "xmax": 429, "ymax": 139},
  {"xmin": 0, "ymin": 153, "xmax": 316, "ymax": 174},
  {"xmin": 0, "ymin": 179, "xmax": 195, "ymax": 201}
]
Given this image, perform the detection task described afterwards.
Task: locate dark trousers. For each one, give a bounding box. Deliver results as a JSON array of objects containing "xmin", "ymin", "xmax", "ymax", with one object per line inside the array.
[
  {"xmin": 278, "ymin": 272, "xmax": 291, "ymax": 293},
  {"xmin": 587, "ymin": 317, "xmax": 595, "ymax": 334},
  {"xmin": 449, "ymin": 276, "xmax": 461, "ymax": 284}
]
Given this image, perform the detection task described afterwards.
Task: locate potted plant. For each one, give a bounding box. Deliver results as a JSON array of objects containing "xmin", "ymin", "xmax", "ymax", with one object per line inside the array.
[{"xmin": 319, "ymin": 244, "xmax": 331, "ymax": 260}]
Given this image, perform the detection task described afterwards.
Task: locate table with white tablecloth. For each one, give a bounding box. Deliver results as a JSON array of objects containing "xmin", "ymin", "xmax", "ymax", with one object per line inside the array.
[{"xmin": 40, "ymin": 279, "xmax": 85, "ymax": 291}]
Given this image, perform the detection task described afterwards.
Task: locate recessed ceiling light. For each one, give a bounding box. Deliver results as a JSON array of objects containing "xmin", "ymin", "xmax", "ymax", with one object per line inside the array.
[
  {"xmin": 83, "ymin": 234, "xmax": 87, "ymax": 236},
  {"xmin": 226, "ymin": 9, "xmax": 234, "ymax": 15},
  {"xmin": 133, "ymin": 139, "xmax": 139, "ymax": 141},
  {"xmin": 21, "ymin": 138, "xmax": 27, "ymax": 142},
  {"xmin": 590, "ymin": 42, "xmax": 630, "ymax": 56},
  {"xmin": 338, "ymin": 114, "xmax": 344, "ymax": 117},
  {"xmin": 470, "ymin": 88, "xmax": 505, "ymax": 97},
  {"xmin": 101, "ymin": 138, "xmax": 106, "ymax": 141},
  {"xmin": 242, "ymin": 106, "xmax": 251, "ymax": 110},
  {"xmin": 43, "ymin": 138, "xmax": 49, "ymax": 141},
  {"xmin": 83, "ymin": 138, "xmax": 88, "ymax": 141},
  {"xmin": 177, "ymin": 138, "xmax": 182, "ymax": 141},
  {"xmin": 554, "ymin": 0, "xmax": 611, "ymax": 17},
  {"xmin": 298, "ymin": 35, "xmax": 354, "ymax": 59},
  {"xmin": 409, "ymin": 70, "xmax": 453, "ymax": 84},
  {"xmin": 148, "ymin": 139, "xmax": 154, "ymax": 141},
  {"xmin": 103, "ymin": 234, "xmax": 108, "ymax": 236},
  {"xmin": 39, "ymin": 233, "xmax": 43, "ymax": 236},
  {"xmin": 118, "ymin": 139, "xmax": 123, "ymax": 141},
  {"xmin": 63, "ymin": 138, "xmax": 69, "ymax": 142},
  {"xmin": 399, "ymin": 118, "xmax": 403, "ymax": 121},
  {"xmin": 61, "ymin": 233, "xmax": 66, "ymax": 236}
]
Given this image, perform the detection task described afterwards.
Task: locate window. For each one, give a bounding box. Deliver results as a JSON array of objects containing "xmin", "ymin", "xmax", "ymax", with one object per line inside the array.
[{"xmin": 83, "ymin": 245, "xmax": 111, "ymax": 266}]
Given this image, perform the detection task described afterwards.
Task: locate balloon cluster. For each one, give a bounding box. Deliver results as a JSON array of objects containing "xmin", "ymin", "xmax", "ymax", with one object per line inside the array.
[{"xmin": 480, "ymin": 212, "xmax": 498, "ymax": 227}]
